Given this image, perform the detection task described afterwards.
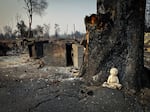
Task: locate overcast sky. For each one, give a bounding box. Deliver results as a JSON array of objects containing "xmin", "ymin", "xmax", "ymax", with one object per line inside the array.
[{"xmin": 0, "ymin": 0, "xmax": 96, "ymax": 35}]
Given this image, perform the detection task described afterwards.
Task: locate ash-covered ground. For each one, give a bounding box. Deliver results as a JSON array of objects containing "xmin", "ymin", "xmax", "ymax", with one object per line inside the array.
[{"xmin": 0, "ymin": 54, "xmax": 150, "ymax": 112}]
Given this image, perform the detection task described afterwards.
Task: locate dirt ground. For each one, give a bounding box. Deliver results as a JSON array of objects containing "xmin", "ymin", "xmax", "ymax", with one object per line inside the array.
[{"xmin": 0, "ymin": 54, "xmax": 150, "ymax": 112}]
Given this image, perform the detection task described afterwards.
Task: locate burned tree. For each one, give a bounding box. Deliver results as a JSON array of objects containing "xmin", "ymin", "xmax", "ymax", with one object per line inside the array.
[
  {"xmin": 54, "ymin": 24, "xmax": 60, "ymax": 38},
  {"xmin": 23, "ymin": 0, "xmax": 48, "ymax": 38},
  {"xmin": 80, "ymin": 0, "xmax": 146, "ymax": 92},
  {"xmin": 17, "ymin": 20, "xmax": 28, "ymax": 38}
]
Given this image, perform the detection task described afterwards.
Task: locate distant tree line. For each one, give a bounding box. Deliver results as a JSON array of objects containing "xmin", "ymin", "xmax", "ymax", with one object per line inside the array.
[{"xmin": 0, "ymin": 21, "xmax": 84, "ymax": 40}]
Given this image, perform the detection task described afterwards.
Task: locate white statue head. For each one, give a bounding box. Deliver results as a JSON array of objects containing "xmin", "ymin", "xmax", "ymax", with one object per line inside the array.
[{"xmin": 110, "ymin": 67, "xmax": 118, "ymax": 76}]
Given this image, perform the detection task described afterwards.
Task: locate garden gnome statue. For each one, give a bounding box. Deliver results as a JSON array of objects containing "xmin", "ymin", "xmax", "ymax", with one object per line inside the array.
[{"xmin": 102, "ymin": 67, "xmax": 122, "ymax": 89}]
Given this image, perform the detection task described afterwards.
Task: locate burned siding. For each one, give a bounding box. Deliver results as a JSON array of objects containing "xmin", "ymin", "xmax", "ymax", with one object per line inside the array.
[{"xmin": 43, "ymin": 41, "xmax": 67, "ymax": 66}]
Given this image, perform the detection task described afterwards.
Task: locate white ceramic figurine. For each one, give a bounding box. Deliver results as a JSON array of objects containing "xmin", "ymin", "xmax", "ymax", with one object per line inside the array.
[{"xmin": 102, "ymin": 67, "xmax": 122, "ymax": 89}]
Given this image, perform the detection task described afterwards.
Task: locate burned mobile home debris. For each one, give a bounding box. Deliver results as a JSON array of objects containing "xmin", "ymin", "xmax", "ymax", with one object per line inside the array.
[
  {"xmin": 28, "ymin": 40, "xmax": 48, "ymax": 59},
  {"xmin": 28, "ymin": 39, "xmax": 84, "ymax": 68},
  {"xmin": 0, "ymin": 39, "xmax": 23, "ymax": 56},
  {"xmin": 0, "ymin": 38, "xmax": 85, "ymax": 69}
]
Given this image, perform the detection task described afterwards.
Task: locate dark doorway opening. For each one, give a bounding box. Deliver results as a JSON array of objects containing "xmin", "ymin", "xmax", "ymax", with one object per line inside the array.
[
  {"xmin": 28, "ymin": 44, "xmax": 33, "ymax": 57},
  {"xmin": 66, "ymin": 43, "xmax": 73, "ymax": 66}
]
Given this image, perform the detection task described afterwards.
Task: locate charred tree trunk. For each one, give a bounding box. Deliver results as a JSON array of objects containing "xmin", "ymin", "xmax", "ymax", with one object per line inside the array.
[
  {"xmin": 28, "ymin": 0, "xmax": 32, "ymax": 38},
  {"xmin": 80, "ymin": 0, "xmax": 146, "ymax": 91},
  {"xmin": 28, "ymin": 16, "xmax": 32, "ymax": 38},
  {"xmin": 24, "ymin": 0, "xmax": 33, "ymax": 38}
]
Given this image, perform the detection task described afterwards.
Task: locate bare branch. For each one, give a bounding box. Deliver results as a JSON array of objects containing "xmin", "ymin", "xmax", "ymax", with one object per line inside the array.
[{"xmin": 23, "ymin": 0, "xmax": 48, "ymax": 38}]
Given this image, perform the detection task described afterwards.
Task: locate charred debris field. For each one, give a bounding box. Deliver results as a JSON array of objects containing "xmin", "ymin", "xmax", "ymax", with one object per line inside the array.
[{"xmin": 0, "ymin": 38, "xmax": 149, "ymax": 112}]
